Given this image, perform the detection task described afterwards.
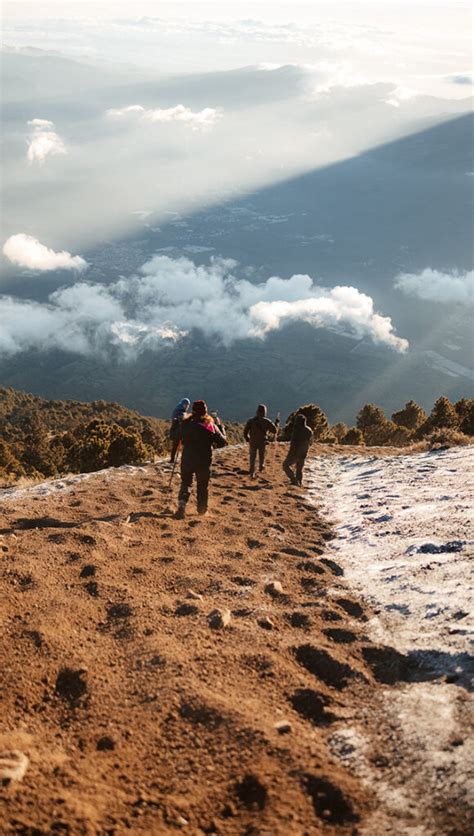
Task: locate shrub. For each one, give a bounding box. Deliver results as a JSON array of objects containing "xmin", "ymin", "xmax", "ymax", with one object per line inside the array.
[
  {"xmin": 66, "ymin": 420, "xmax": 151, "ymax": 473},
  {"xmin": 425, "ymin": 428, "xmax": 471, "ymax": 450},
  {"xmin": 331, "ymin": 422, "xmax": 348, "ymax": 442},
  {"xmin": 341, "ymin": 427, "xmax": 365, "ymax": 445}
]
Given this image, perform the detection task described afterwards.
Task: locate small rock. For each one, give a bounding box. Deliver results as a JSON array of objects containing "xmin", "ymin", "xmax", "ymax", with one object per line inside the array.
[
  {"xmin": 274, "ymin": 720, "xmax": 292, "ymax": 735},
  {"xmin": 186, "ymin": 590, "xmax": 203, "ymax": 601},
  {"xmin": 0, "ymin": 750, "xmax": 29, "ymax": 785},
  {"xmin": 264, "ymin": 581, "xmax": 284, "ymax": 597},
  {"xmin": 258, "ymin": 616, "xmax": 275, "ymax": 630},
  {"xmin": 208, "ymin": 608, "xmax": 231, "ymax": 629}
]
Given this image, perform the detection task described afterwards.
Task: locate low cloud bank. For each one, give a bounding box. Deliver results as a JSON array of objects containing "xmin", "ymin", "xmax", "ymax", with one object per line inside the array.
[
  {"xmin": 3, "ymin": 234, "xmax": 88, "ymax": 272},
  {"xmin": 106, "ymin": 104, "xmax": 222, "ymax": 132},
  {"xmin": 0, "ymin": 254, "xmax": 408, "ymax": 357},
  {"xmin": 395, "ymin": 268, "xmax": 474, "ymax": 305},
  {"xmin": 27, "ymin": 118, "xmax": 67, "ymax": 164}
]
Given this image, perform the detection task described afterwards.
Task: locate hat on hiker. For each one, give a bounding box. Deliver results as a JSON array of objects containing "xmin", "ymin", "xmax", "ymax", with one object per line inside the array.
[
  {"xmin": 256, "ymin": 404, "xmax": 267, "ymax": 417},
  {"xmin": 295, "ymin": 413, "xmax": 306, "ymax": 425},
  {"xmin": 192, "ymin": 400, "xmax": 207, "ymax": 415}
]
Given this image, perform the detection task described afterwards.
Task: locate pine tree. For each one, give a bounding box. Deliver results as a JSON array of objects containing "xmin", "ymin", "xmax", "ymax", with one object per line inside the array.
[
  {"xmin": 282, "ymin": 403, "xmax": 329, "ymax": 441},
  {"xmin": 356, "ymin": 404, "xmax": 393, "ymax": 446},
  {"xmin": 392, "ymin": 400, "xmax": 426, "ymax": 431}
]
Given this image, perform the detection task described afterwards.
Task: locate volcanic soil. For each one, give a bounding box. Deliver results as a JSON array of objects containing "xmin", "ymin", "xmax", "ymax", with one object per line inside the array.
[{"xmin": 0, "ymin": 444, "xmax": 471, "ymax": 834}]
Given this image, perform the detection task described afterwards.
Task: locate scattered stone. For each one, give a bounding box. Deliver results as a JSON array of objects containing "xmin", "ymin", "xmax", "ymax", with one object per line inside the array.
[
  {"xmin": 264, "ymin": 580, "xmax": 284, "ymax": 597},
  {"xmin": 274, "ymin": 720, "xmax": 292, "ymax": 734},
  {"xmin": 208, "ymin": 608, "xmax": 231, "ymax": 629},
  {"xmin": 0, "ymin": 750, "xmax": 29, "ymax": 786},
  {"xmin": 186, "ymin": 590, "xmax": 203, "ymax": 601},
  {"xmin": 84, "ymin": 581, "xmax": 99, "ymax": 597},
  {"xmin": 258, "ymin": 616, "xmax": 275, "ymax": 630}
]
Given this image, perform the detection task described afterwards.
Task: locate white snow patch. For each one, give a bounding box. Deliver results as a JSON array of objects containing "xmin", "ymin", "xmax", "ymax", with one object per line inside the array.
[{"xmin": 307, "ymin": 447, "xmax": 474, "ymax": 657}]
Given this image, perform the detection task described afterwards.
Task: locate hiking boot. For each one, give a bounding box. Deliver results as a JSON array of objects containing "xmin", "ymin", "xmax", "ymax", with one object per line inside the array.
[
  {"xmin": 174, "ymin": 503, "xmax": 186, "ymax": 520},
  {"xmin": 197, "ymin": 507, "xmax": 208, "ymax": 516}
]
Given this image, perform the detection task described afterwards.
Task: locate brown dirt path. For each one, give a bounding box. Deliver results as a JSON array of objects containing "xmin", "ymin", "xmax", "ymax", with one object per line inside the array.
[{"xmin": 0, "ymin": 444, "xmax": 468, "ymax": 834}]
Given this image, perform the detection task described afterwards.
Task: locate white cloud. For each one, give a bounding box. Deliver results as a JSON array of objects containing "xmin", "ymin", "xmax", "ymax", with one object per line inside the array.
[
  {"xmin": 106, "ymin": 103, "xmax": 222, "ymax": 131},
  {"xmin": 3, "ymin": 234, "xmax": 88, "ymax": 272},
  {"xmin": 395, "ymin": 268, "xmax": 474, "ymax": 305},
  {"xmin": 0, "ymin": 254, "xmax": 408, "ymax": 357},
  {"xmin": 27, "ymin": 118, "xmax": 67, "ymax": 164}
]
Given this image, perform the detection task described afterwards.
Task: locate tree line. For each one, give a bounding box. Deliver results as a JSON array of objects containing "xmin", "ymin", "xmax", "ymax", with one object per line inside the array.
[
  {"xmin": 283, "ymin": 396, "xmax": 473, "ymax": 448},
  {"xmin": 0, "ymin": 387, "xmax": 472, "ymax": 485}
]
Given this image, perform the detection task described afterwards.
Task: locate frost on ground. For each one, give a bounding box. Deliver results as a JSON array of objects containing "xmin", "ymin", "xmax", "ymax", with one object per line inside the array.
[
  {"xmin": 308, "ymin": 446, "xmax": 473, "ymax": 664},
  {"xmin": 308, "ymin": 446, "xmax": 474, "ymax": 835},
  {"xmin": 0, "ymin": 463, "xmax": 160, "ymax": 504}
]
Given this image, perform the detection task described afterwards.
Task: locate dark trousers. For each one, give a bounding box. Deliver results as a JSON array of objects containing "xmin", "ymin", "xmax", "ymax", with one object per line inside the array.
[
  {"xmin": 283, "ymin": 452, "xmax": 306, "ymax": 485},
  {"xmin": 178, "ymin": 463, "xmax": 211, "ymax": 512},
  {"xmin": 170, "ymin": 438, "xmax": 180, "ymax": 462},
  {"xmin": 249, "ymin": 442, "xmax": 266, "ymax": 475}
]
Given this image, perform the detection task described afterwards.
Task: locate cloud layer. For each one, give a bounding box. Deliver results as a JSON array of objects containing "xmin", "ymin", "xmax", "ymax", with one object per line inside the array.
[
  {"xmin": 3, "ymin": 234, "xmax": 88, "ymax": 272},
  {"xmin": 0, "ymin": 254, "xmax": 408, "ymax": 357},
  {"xmin": 106, "ymin": 104, "xmax": 222, "ymax": 131},
  {"xmin": 27, "ymin": 118, "xmax": 67, "ymax": 164},
  {"xmin": 395, "ymin": 268, "xmax": 474, "ymax": 305}
]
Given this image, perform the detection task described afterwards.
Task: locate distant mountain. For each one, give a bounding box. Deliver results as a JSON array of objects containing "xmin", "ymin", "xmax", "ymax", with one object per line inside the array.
[{"xmin": 1, "ymin": 115, "xmax": 472, "ymax": 421}]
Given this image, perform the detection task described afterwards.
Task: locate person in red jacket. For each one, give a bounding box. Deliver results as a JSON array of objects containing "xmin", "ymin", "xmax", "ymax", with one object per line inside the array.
[{"xmin": 175, "ymin": 400, "xmax": 227, "ymax": 519}]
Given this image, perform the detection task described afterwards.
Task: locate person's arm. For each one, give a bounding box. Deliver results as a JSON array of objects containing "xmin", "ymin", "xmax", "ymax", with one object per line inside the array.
[
  {"xmin": 215, "ymin": 416, "xmax": 226, "ymax": 438},
  {"xmin": 212, "ymin": 423, "xmax": 228, "ymax": 449},
  {"xmin": 264, "ymin": 418, "xmax": 277, "ymax": 434},
  {"xmin": 243, "ymin": 419, "xmax": 251, "ymax": 442}
]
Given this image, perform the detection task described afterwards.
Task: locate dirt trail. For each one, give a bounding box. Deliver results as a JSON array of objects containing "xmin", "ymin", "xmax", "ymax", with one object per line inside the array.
[{"xmin": 0, "ymin": 445, "xmax": 471, "ymax": 834}]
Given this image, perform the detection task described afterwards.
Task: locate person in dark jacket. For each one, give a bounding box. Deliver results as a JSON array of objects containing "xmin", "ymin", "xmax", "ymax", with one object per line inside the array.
[
  {"xmin": 244, "ymin": 404, "xmax": 277, "ymax": 477},
  {"xmin": 283, "ymin": 413, "xmax": 313, "ymax": 486},
  {"xmin": 169, "ymin": 398, "xmax": 190, "ymax": 462},
  {"xmin": 175, "ymin": 400, "xmax": 227, "ymax": 519}
]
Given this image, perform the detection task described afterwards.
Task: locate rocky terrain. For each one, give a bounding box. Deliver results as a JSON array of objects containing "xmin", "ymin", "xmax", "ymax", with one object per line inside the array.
[{"xmin": 0, "ymin": 444, "xmax": 472, "ymax": 834}]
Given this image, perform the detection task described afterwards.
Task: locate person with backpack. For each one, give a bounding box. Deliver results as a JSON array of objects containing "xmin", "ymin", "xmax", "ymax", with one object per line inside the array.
[
  {"xmin": 175, "ymin": 400, "xmax": 227, "ymax": 519},
  {"xmin": 283, "ymin": 413, "xmax": 313, "ymax": 486},
  {"xmin": 169, "ymin": 398, "xmax": 190, "ymax": 462},
  {"xmin": 244, "ymin": 404, "xmax": 277, "ymax": 478}
]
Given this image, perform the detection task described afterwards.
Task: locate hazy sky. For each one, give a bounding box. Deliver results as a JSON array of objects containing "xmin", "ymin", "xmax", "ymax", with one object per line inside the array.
[{"xmin": 1, "ymin": 0, "xmax": 472, "ymax": 363}]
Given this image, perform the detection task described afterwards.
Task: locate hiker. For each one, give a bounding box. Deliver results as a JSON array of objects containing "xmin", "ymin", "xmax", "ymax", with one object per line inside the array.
[
  {"xmin": 175, "ymin": 400, "xmax": 227, "ymax": 519},
  {"xmin": 244, "ymin": 404, "xmax": 277, "ymax": 477},
  {"xmin": 283, "ymin": 413, "xmax": 313, "ymax": 486},
  {"xmin": 169, "ymin": 398, "xmax": 190, "ymax": 462}
]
